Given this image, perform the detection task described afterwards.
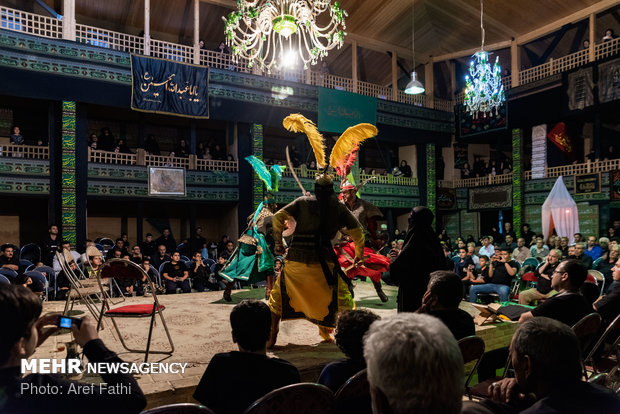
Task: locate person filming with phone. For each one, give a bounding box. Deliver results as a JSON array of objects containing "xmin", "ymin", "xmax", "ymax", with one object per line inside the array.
[{"xmin": 0, "ymin": 284, "xmax": 146, "ymax": 414}]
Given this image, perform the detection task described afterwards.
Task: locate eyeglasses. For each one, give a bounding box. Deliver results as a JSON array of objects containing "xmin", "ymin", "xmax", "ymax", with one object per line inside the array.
[{"xmin": 552, "ymin": 269, "xmax": 565, "ymax": 275}]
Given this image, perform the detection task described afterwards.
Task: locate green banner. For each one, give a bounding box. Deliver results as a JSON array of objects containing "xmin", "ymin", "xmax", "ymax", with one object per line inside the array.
[{"xmin": 318, "ymin": 87, "xmax": 377, "ymax": 133}]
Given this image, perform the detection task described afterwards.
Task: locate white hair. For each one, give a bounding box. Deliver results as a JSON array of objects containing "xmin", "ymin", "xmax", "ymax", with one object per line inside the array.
[{"xmin": 363, "ymin": 313, "xmax": 463, "ymax": 414}]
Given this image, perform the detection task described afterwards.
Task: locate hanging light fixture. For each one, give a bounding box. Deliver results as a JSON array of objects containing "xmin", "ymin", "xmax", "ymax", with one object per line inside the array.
[
  {"xmin": 404, "ymin": 0, "xmax": 424, "ymax": 95},
  {"xmin": 464, "ymin": 0, "xmax": 505, "ymax": 117},
  {"xmin": 222, "ymin": 1, "xmax": 348, "ymax": 73}
]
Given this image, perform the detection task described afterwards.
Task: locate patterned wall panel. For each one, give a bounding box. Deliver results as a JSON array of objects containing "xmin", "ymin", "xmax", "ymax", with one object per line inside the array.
[
  {"xmin": 61, "ymin": 101, "xmax": 77, "ymax": 244},
  {"xmin": 251, "ymin": 124, "xmax": 264, "ymax": 210},
  {"xmin": 426, "ymin": 143, "xmax": 436, "ymax": 226},
  {"xmin": 512, "ymin": 128, "xmax": 523, "ymax": 237}
]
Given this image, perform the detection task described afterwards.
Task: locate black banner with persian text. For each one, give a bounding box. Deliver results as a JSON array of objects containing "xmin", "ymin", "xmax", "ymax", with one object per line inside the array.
[
  {"xmin": 131, "ymin": 55, "xmax": 209, "ymax": 119},
  {"xmin": 574, "ymin": 173, "xmax": 601, "ymax": 195}
]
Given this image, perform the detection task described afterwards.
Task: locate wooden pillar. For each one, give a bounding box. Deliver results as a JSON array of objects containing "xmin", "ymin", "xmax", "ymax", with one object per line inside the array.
[
  {"xmin": 193, "ymin": 0, "xmax": 200, "ymax": 64},
  {"xmin": 589, "ymin": 13, "xmax": 596, "ymax": 62},
  {"xmin": 352, "ymin": 39, "xmax": 358, "ymax": 93},
  {"xmin": 391, "ymin": 51, "xmax": 398, "ymax": 101},
  {"xmin": 511, "ymin": 38, "xmax": 520, "ymax": 88},
  {"xmin": 144, "ymin": 0, "xmax": 151, "ymax": 55},
  {"xmin": 424, "ymin": 58, "xmax": 434, "ymax": 109},
  {"xmin": 449, "ymin": 60, "xmax": 456, "ymax": 101},
  {"xmin": 62, "ymin": 0, "xmax": 76, "ymax": 41}
]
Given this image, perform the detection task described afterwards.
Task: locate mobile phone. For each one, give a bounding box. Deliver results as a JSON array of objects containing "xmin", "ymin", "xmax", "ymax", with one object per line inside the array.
[{"xmin": 57, "ymin": 315, "xmax": 82, "ymax": 329}]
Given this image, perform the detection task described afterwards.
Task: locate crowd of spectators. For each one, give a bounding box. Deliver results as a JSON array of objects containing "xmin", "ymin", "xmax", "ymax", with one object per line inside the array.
[{"xmin": 461, "ymin": 155, "xmax": 513, "ymax": 179}]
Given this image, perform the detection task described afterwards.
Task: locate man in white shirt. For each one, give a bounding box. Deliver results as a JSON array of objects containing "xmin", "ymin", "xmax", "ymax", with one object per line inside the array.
[
  {"xmin": 52, "ymin": 240, "xmax": 81, "ymax": 273},
  {"xmin": 478, "ymin": 236, "xmax": 495, "ymax": 258},
  {"xmin": 512, "ymin": 237, "xmax": 530, "ymax": 263}
]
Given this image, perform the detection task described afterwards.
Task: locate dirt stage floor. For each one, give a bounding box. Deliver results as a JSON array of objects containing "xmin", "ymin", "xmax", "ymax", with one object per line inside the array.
[{"xmin": 36, "ymin": 281, "xmax": 398, "ymax": 408}]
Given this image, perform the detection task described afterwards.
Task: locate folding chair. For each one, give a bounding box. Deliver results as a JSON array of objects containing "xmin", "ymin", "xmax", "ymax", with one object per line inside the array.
[
  {"xmin": 333, "ymin": 369, "xmax": 371, "ymax": 414},
  {"xmin": 142, "ymin": 403, "xmax": 216, "ymax": 414},
  {"xmin": 458, "ymin": 336, "xmax": 486, "ymax": 399},
  {"xmin": 35, "ymin": 265, "xmax": 56, "ymax": 300},
  {"xmin": 97, "ymin": 259, "xmax": 174, "ymax": 362},
  {"xmin": 243, "ymin": 383, "xmax": 333, "ymax": 414},
  {"xmin": 521, "ymin": 257, "xmax": 539, "ymax": 270},
  {"xmin": 572, "ymin": 313, "xmax": 603, "ymax": 379},
  {"xmin": 588, "ymin": 270, "xmax": 606, "ymax": 297},
  {"xmin": 584, "ymin": 314, "xmax": 620, "ymax": 378},
  {"xmin": 469, "ymin": 351, "xmax": 512, "ymax": 400},
  {"xmin": 56, "ymin": 251, "xmax": 102, "ymax": 320},
  {"xmin": 19, "ymin": 259, "xmax": 33, "ymax": 269}
]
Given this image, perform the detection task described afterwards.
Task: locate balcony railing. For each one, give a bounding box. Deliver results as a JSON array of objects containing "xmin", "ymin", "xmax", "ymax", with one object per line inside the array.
[
  {"xmin": 76, "ymin": 24, "xmax": 143, "ymax": 54},
  {"xmin": 195, "ymin": 158, "xmax": 238, "ymax": 172},
  {"xmin": 0, "ymin": 6, "xmax": 61, "ymax": 39},
  {"xmin": 524, "ymin": 159, "xmax": 620, "ymax": 180},
  {"xmin": 0, "ymin": 144, "xmax": 49, "ymax": 159},
  {"xmin": 89, "ymin": 149, "xmax": 136, "ymax": 165}
]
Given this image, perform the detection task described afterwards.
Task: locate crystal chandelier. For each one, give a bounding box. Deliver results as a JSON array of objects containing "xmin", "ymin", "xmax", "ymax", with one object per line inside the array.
[
  {"xmin": 464, "ymin": 0, "xmax": 505, "ymax": 117},
  {"xmin": 223, "ymin": 0, "xmax": 348, "ymax": 73}
]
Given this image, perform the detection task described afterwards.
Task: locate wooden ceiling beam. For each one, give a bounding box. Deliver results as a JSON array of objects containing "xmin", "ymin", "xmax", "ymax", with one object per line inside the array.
[{"xmin": 433, "ymin": 40, "xmax": 512, "ymax": 62}]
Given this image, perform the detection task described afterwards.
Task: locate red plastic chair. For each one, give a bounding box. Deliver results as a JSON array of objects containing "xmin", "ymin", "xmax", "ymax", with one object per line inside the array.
[{"xmin": 96, "ymin": 258, "xmax": 174, "ymax": 362}]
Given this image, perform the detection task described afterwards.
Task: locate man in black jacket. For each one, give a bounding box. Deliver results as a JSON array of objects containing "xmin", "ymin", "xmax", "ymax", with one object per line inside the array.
[{"xmin": 0, "ymin": 284, "xmax": 146, "ymax": 414}]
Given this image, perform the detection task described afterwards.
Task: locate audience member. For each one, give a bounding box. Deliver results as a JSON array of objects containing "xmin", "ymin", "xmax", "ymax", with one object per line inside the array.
[
  {"xmin": 129, "ymin": 245, "xmax": 142, "ymax": 264},
  {"xmin": 469, "ymin": 249, "xmax": 517, "ymax": 303},
  {"xmin": 188, "ymin": 251, "xmax": 209, "ymax": 292},
  {"xmin": 193, "ymin": 300, "xmax": 300, "ymax": 414},
  {"xmin": 521, "ymin": 223, "xmax": 536, "ymax": 246},
  {"xmin": 500, "ymin": 234, "xmax": 516, "ymax": 251},
  {"xmin": 106, "ymin": 238, "xmax": 128, "ymax": 260},
  {"xmin": 399, "ymin": 160, "xmax": 412, "ymax": 177},
  {"xmin": 363, "ymin": 313, "xmax": 464, "ymax": 414},
  {"xmin": 603, "ymin": 28, "xmax": 617, "ymax": 41},
  {"xmin": 559, "ymin": 236, "xmax": 569, "ymax": 257},
  {"xmin": 480, "ymin": 317, "xmax": 620, "ymax": 413},
  {"xmin": 10, "ymin": 125, "xmax": 24, "ymax": 144},
  {"xmin": 454, "ymin": 247, "xmax": 474, "ymax": 279},
  {"xmin": 52, "ymin": 241, "xmax": 80, "ymax": 273},
  {"xmin": 479, "ymin": 236, "xmax": 495, "ymax": 258},
  {"xmin": 503, "ymin": 222, "xmax": 516, "ymax": 241},
  {"xmin": 156, "ymin": 228, "xmax": 177, "ymax": 254},
  {"xmin": 519, "ymin": 249, "xmax": 560, "ymax": 305},
  {"xmin": 188, "ymin": 227, "xmax": 207, "ymax": 255},
  {"xmin": 511, "ymin": 238, "xmax": 530, "ymax": 263},
  {"xmin": 585, "ymin": 235, "xmax": 603, "ymax": 261},
  {"xmin": 139, "ymin": 233, "xmax": 157, "ymax": 258},
  {"xmin": 466, "ymin": 242, "xmax": 480, "ymax": 268},
  {"xmin": 318, "ymin": 309, "xmax": 380, "ymax": 392},
  {"xmin": 418, "ymin": 270, "xmax": 475, "ymax": 340},
  {"xmin": 162, "ymin": 252, "xmax": 190, "ymax": 294},
  {"xmin": 596, "ymin": 246, "xmax": 619, "ymax": 292},
  {"xmin": 41, "ymin": 224, "xmax": 61, "ymax": 266},
  {"xmin": 0, "ymin": 285, "xmax": 147, "ymax": 413},
  {"xmin": 529, "ymin": 236, "xmax": 549, "ymax": 261},
  {"xmin": 0, "ymin": 244, "xmax": 21, "ymax": 277},
  {"xmin": 518, "ymin": 259, "xmax": 590, "ymax": 326},
  {"xmin": 176, "ymin": 139, "xmax": 189, "ymax": 158},
  {"xmin": 98, "ymin": 127, "xmax": 115, "ymax": 151},
  {"xmin": 574, "ymin": 232, "xmax": 583, "ymax": 243},
  {"xmin": 568, "ymin": 242, "xmax": 593, "ymax": 269},
  {"xmin": 593, "ymin": 256, "xmax": 620, "ymax": 327}
]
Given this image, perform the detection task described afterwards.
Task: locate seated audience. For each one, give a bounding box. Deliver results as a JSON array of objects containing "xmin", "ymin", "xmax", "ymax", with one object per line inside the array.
[
  {"xmin": 140, "ymin": 233, "xmax": 157, "ymax": 258},
  {"xmin": 593, "ymin": 256, "xmax": 620, "ymax": 327},
  {"xmin": 193, "ymin": 300, "xmax": 300, "ymax": 414},
  {"xmin": 454, "ymin": 247, "xmax": 474, "ymax": 279},
  {"xmin": 188, "ymin": 251, "xmax": 209, "ymax": 292},
  {"xmin": 559, "ymin": 236, "xmax": 569, "ymax": 257},
  {"xmin": 518, "ymin": 249, "xmax": 560, "ymax": 305},
  {"xmin": 363, "ymin": 313, "xmax": 464, "ymax": 414},
  {"xmin": 469, "ymin": 249, "xmax": 517, "ymax": 303},
  {"xmin": 574, "ymin": 232, "xmax": 583, "ymax": 243},
  {"xmin": 156, "ymin": 228, "xmax": 177, "ymax": 254},
  {"xmin": 521, "ymin": 223, "xmax": 536, "ymax": 246},
  {"xmin": 466, "ymin": 242, "xmax": 480, "ymax": 268},
  {"xmin": 529, "ymin": 236, "xmax": 549, "ymax": 261},
  {"xmin": 162, "ymin": 252, "xmax": 190, "ymax": 294},
  {"xmin": 418, "ymin": 270, "xmax": 475, "ymax": 340},
  {"xmin": 52, "ymin": 241, "xmax": 81, "ymax": 273},
  {"xmin": 596, "ymin": 246, "xmax": 619, "ymax": 293},
  {"xmin": 518, "ymin": 259, "xmax": 591, "ymax": 326},
  {"xmin": 476, "ymin": 317, "xmax": 620, "ymax": 413},
  {"xmin": 0, "ymin": 284, "xmax": 146, "ymax": 413},
  {"xmin": 129, "ymin": 245, "xmax": 142, "ymax": 264},
  {"xmin": 499, "ymin": 234, "xmax": 516, "ymax": 251},
  {"xmin": 318, "ymin": 309, "xmax": 380, "ymax": 392},
  {"xmin": 585, "ymin": 235, "xmax": 603, "ymax": 261},
  {"xmin": 150, "ymin": 244, "xmax": 171, "ymax": 271},
  {"xmin": 512, "ymin": 238, "xmax": 530, "ymax": 263},
  {"xmin": 568, "ymin": 242, "xmax": 593, "ymax": 269},
  {"xmin": 479, "ymin": 236, "xmax": 495, "ymax": 258},
  {"xmin": 105, "ymin": 238, "xmax": 128, "ymax": 260},
  {"xmin": 0, "ymin": 244, "xmax": 21, "ymax": 280}
]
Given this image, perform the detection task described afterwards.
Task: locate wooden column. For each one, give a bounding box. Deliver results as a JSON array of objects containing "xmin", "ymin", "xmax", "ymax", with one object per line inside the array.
[
  {"xmin": 144, "ymin": 0, "xmax": 151, "ymax": 55},
  {"xmin": 193, "ymin": 0, "xmax": 200, "ymax": 64},
  {"xmin": 589, "ymin": 13, "xmax": 596, "ymax": 62},
  {"xmin": 391, "ymin": 51, "xmax": 398, "ymax": 101},
  {"xmin": 511, "ymin": 39, "xmax": 520, "ymax": 88},
  {"xmin": 352, "ymin": 39, "xmax": 358, "ymax": 93},
  {"xmin": 424, "ymin": 58, "xmax": 434, "ymax": 109},
  {"xmin": 62, "ymin": 0, "xmax": 76, "ymax": 41},
  {"xmin": 449, "ymin": 60, "xmax": 456, "ymax": 101}
]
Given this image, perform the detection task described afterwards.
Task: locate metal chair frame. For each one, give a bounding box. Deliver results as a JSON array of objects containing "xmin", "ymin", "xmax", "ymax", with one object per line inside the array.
[
  {"xmin": 56, "ymin": 251, "xmax": 103, "ymax": 320},
  {"xmin": 571, "ymin": 312, "xmax": 603, "ymax": 380},
  {"xmin": 96, "ymin": 258, "xmax": 174, "ymax": 362},
  {"xmin": 584, "ymin": 314, "xmax": 620, "ymax": 378},
  {"xmin": 458, "ymin": 335, "xmax": 486, "ymax": 399}
]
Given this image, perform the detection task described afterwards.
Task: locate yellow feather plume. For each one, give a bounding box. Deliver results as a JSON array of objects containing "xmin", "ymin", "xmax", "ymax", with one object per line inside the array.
[
  {"xmin": 329, "ymin": 123, "xmax": 378, "ymax": 169},
  {"xmin": 282, "ymin": 114, "xmax": 326, "ymax": 168}
]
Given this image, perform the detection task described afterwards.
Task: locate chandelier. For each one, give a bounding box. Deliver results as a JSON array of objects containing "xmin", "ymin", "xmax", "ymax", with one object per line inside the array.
[
  {"xmin": 223, "ymin": 1, "xmax": 348, "ymax": 73},
  {"xmin": 464, "ymin": 0, "xmax": 505, "ymax": 117}
]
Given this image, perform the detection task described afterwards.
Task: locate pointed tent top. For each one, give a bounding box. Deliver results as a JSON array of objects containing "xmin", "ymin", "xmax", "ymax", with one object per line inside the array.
[{"xmin": 542, "ymin": 176, "xmax": 577, "ymax": 209}]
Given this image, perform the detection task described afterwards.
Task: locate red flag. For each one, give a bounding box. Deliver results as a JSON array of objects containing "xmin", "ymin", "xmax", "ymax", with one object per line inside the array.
[{"xmin": 547, "ymin": 122, "xmax": 573, "ymax": 153}]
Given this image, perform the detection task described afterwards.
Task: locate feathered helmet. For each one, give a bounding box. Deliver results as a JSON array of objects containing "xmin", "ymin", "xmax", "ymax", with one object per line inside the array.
[
  {"xmin": 245, "ymin": 155, "xmax": 285, "ymax": 203},
  {"xmin": 282, "ymin": 114, "xmax": 378, "ymax": 190}
]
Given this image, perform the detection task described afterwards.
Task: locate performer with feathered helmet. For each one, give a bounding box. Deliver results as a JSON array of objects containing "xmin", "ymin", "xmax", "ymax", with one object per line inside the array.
[{"xmin": 267, "ymin": 114, "xmax": 375, "ymax": 347}]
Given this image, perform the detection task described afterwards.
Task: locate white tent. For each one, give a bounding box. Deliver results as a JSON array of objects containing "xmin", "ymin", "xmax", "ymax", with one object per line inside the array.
[{"xmin": 542, "ymin": 176, "xmax": 579, "ymax": 244}]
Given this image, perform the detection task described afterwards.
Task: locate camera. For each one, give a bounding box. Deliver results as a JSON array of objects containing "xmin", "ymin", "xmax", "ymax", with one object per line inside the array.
[{"xmin": 57, "ymin": 315, "xmax": 82, "ymax": 329}]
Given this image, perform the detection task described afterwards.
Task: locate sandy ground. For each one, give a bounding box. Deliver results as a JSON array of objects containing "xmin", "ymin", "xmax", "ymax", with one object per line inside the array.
[{"xmin": 34, "ymin": 280, "xmax": 398, "ymax": 403}]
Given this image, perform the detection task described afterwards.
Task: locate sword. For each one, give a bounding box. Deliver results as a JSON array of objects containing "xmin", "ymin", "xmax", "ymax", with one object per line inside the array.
[{"xmin": 286, "ymin": 146, "xmax": 309, "ymax": 196}]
